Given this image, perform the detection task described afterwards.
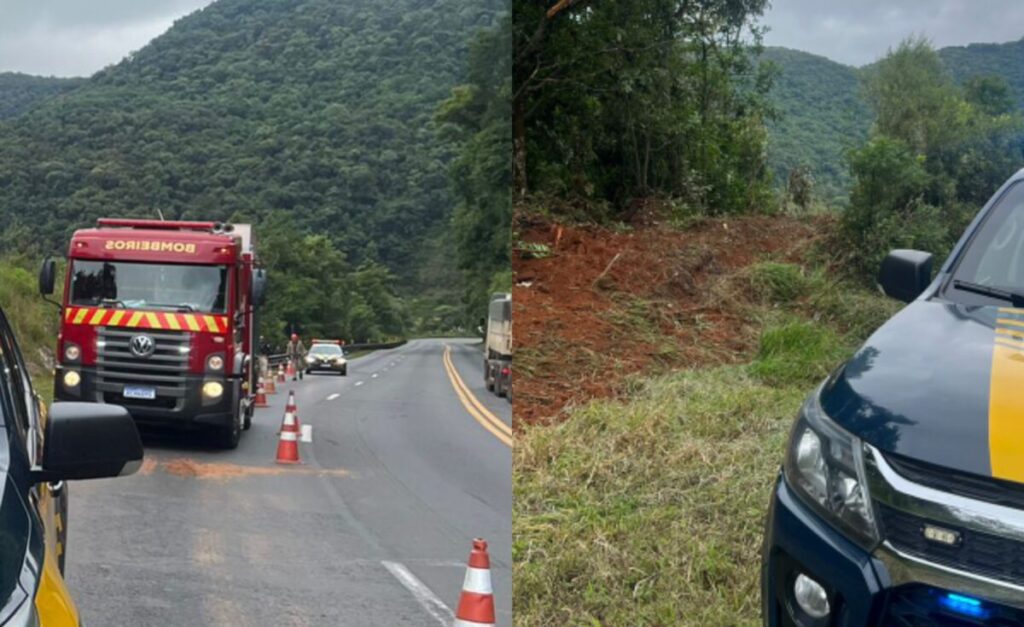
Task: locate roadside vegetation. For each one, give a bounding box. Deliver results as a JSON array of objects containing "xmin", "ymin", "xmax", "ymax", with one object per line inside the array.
[
  {"xmin": 513, "ymin": 5, "xmax": 1023, "ymax": 623},
  {"xmin": 0, "ymin": 259, "xmax": 61, "ymax": 401},
  {"xmin": 513, "ymin": 242, "xmax": 898, "ymax": 624}
]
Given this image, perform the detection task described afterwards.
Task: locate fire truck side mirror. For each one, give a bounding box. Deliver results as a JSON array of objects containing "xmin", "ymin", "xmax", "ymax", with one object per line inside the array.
[
  {"xmin": 252, "ymin": 269, "xmax": 268, "ymax": 307},
  {"xmin": 39, "ymin": 258, "xmax": 56, "ymax": 296}
]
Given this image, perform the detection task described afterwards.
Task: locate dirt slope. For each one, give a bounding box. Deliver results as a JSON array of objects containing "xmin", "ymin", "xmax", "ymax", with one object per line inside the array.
[{"xmin": 513, "ymin": 213, "xmax": 818, "ymax": 425}]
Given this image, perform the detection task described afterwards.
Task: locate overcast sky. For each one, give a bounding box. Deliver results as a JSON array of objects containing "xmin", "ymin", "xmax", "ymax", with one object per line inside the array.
[
  {"xmin": 762, "ymin": 0, "xmax": 1024, "ymax": 66},
  {"xmin": 0, "ymin": 0, "xmax": 215, "ymax": 77},
  {"xmin": 3, "ymin": 1, "xmax": 1023, "ymax": 76}
]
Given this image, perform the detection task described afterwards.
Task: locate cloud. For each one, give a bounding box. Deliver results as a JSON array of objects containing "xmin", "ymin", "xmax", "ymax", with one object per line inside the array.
[
  {"xmin": 761, "ymin": 0, "xmax": 1024, "ymax": 66},
  {"xmin": 0, "ymin": 0, "xmax": 215, "ymax": 76}
]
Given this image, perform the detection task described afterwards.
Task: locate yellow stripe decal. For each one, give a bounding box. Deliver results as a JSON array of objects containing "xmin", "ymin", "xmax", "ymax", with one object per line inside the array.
[
  {"xmin": 991, "ymin": 315, "xmax": 1024, "ymax": 482},
  {"xmin": 994, "ymin": 337, "xmax": 1024, "ymax": 352},
  {"xmin": 63, "ymin": 307, "xmax": 225, "ymax": 333},
  {"xmin": 165, "ymin": 313, "xmax": 181, "ymax": 330},
  {"xmin": 996, "ymin": 327, "xmax": 1024, "ymax": 340}
]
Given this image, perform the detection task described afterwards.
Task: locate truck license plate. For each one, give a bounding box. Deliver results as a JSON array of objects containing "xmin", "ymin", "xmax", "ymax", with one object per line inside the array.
[{"xmin": 123, "ymin": 385, "xmax": 156, "ymax": 400}]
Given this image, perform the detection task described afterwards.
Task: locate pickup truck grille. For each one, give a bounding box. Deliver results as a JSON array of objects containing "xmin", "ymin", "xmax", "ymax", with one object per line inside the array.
[
  {"xmin": 878, "ymin": 503, "xmax": 1024, "ymax": 587},
  {"xmin": 885, "ymin": 451, "xmax": 1024, "ymax": 511},
  {"xmin": 96, "ymin": 327, "xmax": 190, "ymax": 405}
]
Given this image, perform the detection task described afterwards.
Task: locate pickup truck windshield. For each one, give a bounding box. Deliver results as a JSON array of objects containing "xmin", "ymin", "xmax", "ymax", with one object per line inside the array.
[
  {"xmin": 70, "ymin": 260, "xmax": 228, "ymax": 313},
  {"xmin": 948, "ymin": 182, "xmax": 1024, "ymax": 306},
  {"xmin": 309, "ymin": 344, "xmax": 343, "ymax": 356}
]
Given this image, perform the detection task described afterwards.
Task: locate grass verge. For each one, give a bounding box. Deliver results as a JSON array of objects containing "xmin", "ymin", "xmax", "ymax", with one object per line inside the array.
[
  {"xmin": 513, "ymin": 258, "xmax": 898, "ymax": 625},
  {"xmin": 0, "ymin": 260, "xmax": 60, "ymax": 402}
]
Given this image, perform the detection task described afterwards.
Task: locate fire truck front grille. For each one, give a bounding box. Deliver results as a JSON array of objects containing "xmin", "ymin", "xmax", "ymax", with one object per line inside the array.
[{"xmin": 96, "ymin": 327, "xmax": 191, "ymax": 401}]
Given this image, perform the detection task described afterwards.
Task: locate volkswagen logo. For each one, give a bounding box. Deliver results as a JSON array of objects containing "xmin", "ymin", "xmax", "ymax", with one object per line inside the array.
[{"xmin": 129, "ymin": 334, "xmax": 156, "ymax": 359}]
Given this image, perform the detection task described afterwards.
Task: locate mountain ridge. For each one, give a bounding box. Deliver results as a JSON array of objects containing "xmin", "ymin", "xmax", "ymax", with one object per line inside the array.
[
  {"xmin": 0, "ymin": 0, "xmax": 505, "ymax": 294},
  {"xmin": 762, "ymin": 37, "xmax": 1024, "ymax": 202}
]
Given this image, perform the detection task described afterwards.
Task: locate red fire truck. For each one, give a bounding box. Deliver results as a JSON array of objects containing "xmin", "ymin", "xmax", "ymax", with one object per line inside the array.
[{"xmin": 39, "ymin": 219, "xmax": 267, "ymax": 448}]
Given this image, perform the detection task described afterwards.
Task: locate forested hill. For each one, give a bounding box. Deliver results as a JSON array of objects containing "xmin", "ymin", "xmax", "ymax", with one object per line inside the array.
[
  {"xmin": 0, "ymin": 73, "xmax": 85, "ymax": 120},
  {"xmin": 761, "ymin": 48, "xmax": 870, "ymax": 204},
  {"xmin": 0, "ymin": 0, "xmax": 504, "ymax": 299},
  {"xmin": 940, "ymin": 39, "xmax": 1024, "ymax": 108},
  {"xmin": 764, "ymin": 37, "xmax": 1024, "ymax": 202}
]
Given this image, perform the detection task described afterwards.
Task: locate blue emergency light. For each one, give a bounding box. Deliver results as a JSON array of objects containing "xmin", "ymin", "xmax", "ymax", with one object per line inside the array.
[{"xmin": 939, "ymin": 593, "xmax": 989, "ymax": 620}]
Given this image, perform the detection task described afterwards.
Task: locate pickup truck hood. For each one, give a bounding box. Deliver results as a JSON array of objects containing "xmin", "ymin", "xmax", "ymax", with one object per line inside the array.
[{"xmin": 820, "ymin": 300, "xmax": 1024, "ymax": 484}]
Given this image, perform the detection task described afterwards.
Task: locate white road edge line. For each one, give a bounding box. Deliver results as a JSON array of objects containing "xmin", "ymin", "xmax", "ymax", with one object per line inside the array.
[
  {"xmin": 372, "ymin": 373, "xmax": 379, "ymax": 378},
  {"xmin": 381, "ymin": 561, "xmax": 454, "ymax": 626},
  {"xmin": 326, "ymin": 393, "xmax": 340, "ymax": 401},
  {"xmin": 355, "ymin": 381, "xmax": 364, "ymax": 387}
]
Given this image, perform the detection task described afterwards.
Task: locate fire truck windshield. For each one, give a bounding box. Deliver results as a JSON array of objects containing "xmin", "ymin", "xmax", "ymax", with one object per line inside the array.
[{"xmin": 69, "ymin": 260, "xmax": 228, "ymax": 313}]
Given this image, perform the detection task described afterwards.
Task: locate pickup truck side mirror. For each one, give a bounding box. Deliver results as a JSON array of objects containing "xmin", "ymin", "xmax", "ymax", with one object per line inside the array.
[
  {"xmin": 39, "ymin": 258, "xmax": 56, "ymax": 296},
  {"xmin": 879, "ymin": 249, "xmax": 933, "ymax": 303},
  {"xmin": 32, "ymin": 402, "xmax": 144, "ymax": 483}
]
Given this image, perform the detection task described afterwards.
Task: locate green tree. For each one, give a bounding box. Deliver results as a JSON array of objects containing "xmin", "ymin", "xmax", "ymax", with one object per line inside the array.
[
  {"xmin": 437, "ymin": 17, "xmax": 512, "ymax": 320},
  {"xmin": 513, "ymin": 0, "xmax": 774, "ymax": 217},
  {"xmin": 842, "ymin": 38, "xmax": 1024, "ymax": 280}
]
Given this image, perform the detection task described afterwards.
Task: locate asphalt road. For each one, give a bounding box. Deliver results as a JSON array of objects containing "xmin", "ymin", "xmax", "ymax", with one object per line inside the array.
[{"xmin": 64, "ymin": 339, "xmax": 512, "ymax": 626}]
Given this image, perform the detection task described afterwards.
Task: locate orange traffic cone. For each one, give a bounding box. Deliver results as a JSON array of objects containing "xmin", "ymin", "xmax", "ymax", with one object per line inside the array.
[
  {"xmin": 454, "ymin": 539, "xmax": 495, "ymax": 627},
  {"xmin": 254, "ymin": 381, "xmax": 269, "ymax": 408},
  {"xmin": 265, "ymin": 374, "xmax": 277, "ymax": 395},
  {"xmin": 285, "ymin": 390, "xmax": 302, "ymax": 429},
  {"xmin": 275, "ymin": 422, "xmax": 300, "ymax": 464},
  {"xmin": 280, "ymin": 404, "xmax": 300, "ymax": 434},
  {"xmin": 277, "ymin": 364, "xmax": 286, "ymax": 383},
  {"xmin": 286, "ymin": 360, "xmax": 297, "ymax": 380}
]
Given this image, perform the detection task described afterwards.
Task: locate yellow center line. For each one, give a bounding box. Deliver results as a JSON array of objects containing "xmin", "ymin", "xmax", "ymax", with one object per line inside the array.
[
  {"xmin": 442, "ymin": 345, "xmax": 512, "ymax": 447},
  {"xmin": 445, "ymin": 346, "xmax": 512, "ymax": 437}
]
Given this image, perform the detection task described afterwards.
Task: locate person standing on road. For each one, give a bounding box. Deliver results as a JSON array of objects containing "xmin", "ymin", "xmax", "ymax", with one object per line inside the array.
[
  {"xmin": 287, "ymin": 333, "xmax": 306, "ymax": 381},
  {"xmin": 258, "ymin": 335, "xmax": 272, "ymax": 379}
]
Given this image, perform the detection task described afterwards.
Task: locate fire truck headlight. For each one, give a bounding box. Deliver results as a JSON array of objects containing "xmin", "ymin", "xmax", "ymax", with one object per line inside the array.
[
  {"xmin": 202, "ymin": 381, "xmax": 224, "ymax": 399},
  {"xmin": 207, "ymin": 355, "xmax": 224, "ymax": 371},
  {"xmin": 63, "ymin": 370, "xmax": 81, "ymax": 388},
  {"xmin": 64, "ymin": 344, "xmax": 81, "ymax": 361}
]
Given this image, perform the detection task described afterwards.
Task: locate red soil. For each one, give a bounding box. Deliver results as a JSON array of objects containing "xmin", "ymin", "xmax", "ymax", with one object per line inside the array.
[{"xmin": 513, "ymin": 212, "xmax": 818, "ymax": 425}]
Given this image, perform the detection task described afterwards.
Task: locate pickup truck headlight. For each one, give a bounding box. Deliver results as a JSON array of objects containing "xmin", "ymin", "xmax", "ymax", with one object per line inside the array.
[
  {"xmin": 784, "ymin": 386, "xmax": 879, "ymax": 550},
  {"xmin": 305, "ymin": 356, "xmax": 315, "ymax": 364}
]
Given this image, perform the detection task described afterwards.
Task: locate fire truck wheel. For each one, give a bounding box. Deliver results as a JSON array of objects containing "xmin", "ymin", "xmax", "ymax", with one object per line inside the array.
[
  {"xmin": 218, "ymin": 407, "xmax": 242, "ymax": 449},
  {"xmin": 242, "ymin": 397, "xmax": 253, "ymax": 431}
]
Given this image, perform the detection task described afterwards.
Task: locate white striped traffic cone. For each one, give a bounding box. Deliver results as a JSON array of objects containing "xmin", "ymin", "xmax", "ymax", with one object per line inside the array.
[
  {"xmin": 254, "ymin": 381, "xmax": 269, "ymax": 408},
  {"xmin": 285, "ymin": 390, "xmax": 301, "ymax": 429},
  {"xmin": 275, "ymin": 410, "xmax": 301, "ymax": 464},
  {"xmin": 454, "ymin": 538, "xmax": 495, "ymax": 626}
]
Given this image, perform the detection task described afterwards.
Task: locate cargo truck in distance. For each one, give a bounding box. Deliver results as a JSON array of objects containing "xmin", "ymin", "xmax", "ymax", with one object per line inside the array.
[
  {"xmin": 40, "ymin": 219, "xmax": 267, "ymax": 449},
  {"xmin": 483, "ymin": 293, "xmax": 512, "ymax": 402}
]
